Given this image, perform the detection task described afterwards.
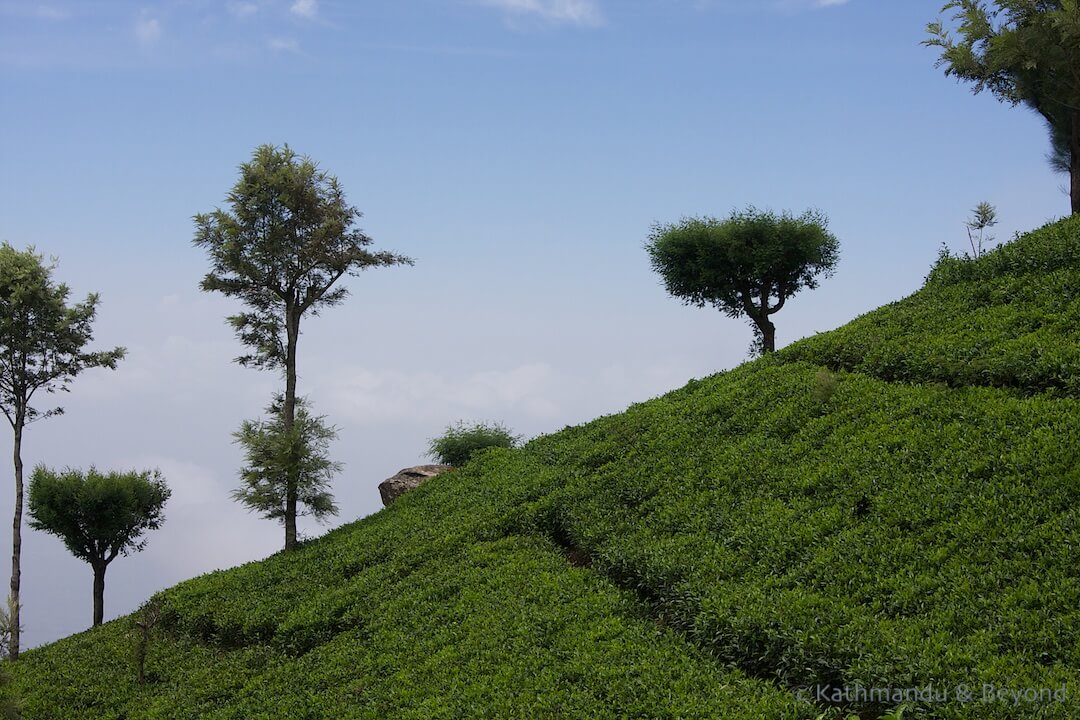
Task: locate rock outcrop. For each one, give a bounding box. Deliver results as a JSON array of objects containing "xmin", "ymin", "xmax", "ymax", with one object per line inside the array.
[{"xmin": 378, "ymin": 464, "xmax": 452, "ymax": 506}]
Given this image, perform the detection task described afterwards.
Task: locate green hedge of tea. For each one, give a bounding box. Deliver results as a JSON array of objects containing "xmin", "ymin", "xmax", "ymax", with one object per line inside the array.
[
  {"xmin": 11, "ymin": 217, "xmax": 1080, "ymax": 719},
  {"xmin": 781, "ymin": 216, "xmax": 1080, "ymax": 395}
]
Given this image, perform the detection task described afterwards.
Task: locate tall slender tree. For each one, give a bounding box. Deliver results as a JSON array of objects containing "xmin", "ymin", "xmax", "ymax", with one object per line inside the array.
[
  {"xmin": 194, "ymin": 144, "xmax": 413, "ymax": 551},
  {"xmin": 925, "ymin": 1, "xmax": 1080, "ymax": 215},
  {"xmin": 0, "ymin": 243, "xmax": 125, "ymax": 658}
]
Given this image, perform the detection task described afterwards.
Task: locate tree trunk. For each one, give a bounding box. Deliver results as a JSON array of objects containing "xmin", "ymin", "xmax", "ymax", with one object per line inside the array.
[
  {"xmin": 1071, "ymin": 111, "xmax": 1080, "ymax": 216},
  {"xmin": 8, "ymin": 417, "xmax": 22, "ymax": 659},
  {"xmin": 283, "ymin": 305, "xmax": 300, "ymax": 552},
  {"xmin": 757, "ymin": 285, "xmax": 777, "ymax": 354},
  {"xmin": 91, "ymin": 560, "xmax": 106, "ymax": 626},
  {"xmin": 760, "ymin": 318, "xmax": 776, "ymax": 354}
]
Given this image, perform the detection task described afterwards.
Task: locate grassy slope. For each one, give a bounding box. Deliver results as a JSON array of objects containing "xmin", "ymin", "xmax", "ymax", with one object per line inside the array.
[{"xmin": 11, "ymin": 217, "xmax": 1080, "ymax": 719}]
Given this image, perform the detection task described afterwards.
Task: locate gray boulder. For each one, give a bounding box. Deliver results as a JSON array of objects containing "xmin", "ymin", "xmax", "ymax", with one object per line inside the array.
[{"xmin": 378, "ymin": 464, "xmax": 452, "ymax": 506}]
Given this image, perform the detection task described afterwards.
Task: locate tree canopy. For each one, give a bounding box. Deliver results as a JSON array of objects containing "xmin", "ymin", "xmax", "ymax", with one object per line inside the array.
[
  {"xmin": 645, "ymin": 208, "xmax": 839, "ymax": 355},
  {"xmin": 0, "ymin": 243, "xmax": 126, "ymax": 428},
  {"xmin": 28, "ymin": 467, "xmax": 169, "ymax": 627},
  {"xmin": 925, "ymin": 1, "xmax": 1080, "ymax": 215},
  {"xmin": 233, "ymin": 396, "xmax": 342, "ymax": 527},
  {"xmin": 194, "ymin": 144, "xmax": 412, "ymax": 550},
  {"xmin": 193, "ymin": 144, "xmax": 414, "ymax": 372},
  {"xmin": 0, "ymin": 243, "xmax": 125, "ymax": 657}
]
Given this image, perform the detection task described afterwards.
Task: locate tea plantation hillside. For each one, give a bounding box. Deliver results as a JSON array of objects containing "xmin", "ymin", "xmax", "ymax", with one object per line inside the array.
[{"xmin": 10, "ymin": 217, "xmax": 1080, "ymax": 719}]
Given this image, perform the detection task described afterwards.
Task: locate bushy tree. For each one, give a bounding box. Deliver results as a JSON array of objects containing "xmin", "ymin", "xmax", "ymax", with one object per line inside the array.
[
  {"xmin": 28, "ymin": 467, "xmax": 169, "ymax": 627},
  {"xmin": 0, "ymin": 243, "xmax": 125, "ymax": 657},
  {"xmin": 194, "ymin": 144, "xmax": 413, "ymax": 550},
  {"xmin": 233, "ymin": 396, "xmax": 342, "ymax": 533},
  {"xmin": 925, "ymin": 1, "xmax": 1080, "ymax": 214},
  {"xmin": 645, "ymin": 208, "xmax": 840, "ymax": 355},
  {"xmin": 427, "ymin": 421, "xmax": 520, "ymax": 467}
]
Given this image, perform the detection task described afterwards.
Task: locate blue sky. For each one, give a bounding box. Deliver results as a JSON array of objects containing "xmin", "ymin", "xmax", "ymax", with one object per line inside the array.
[{"xmin": 0, "ymin": 0, "xmax": 1069, "ymax": 648}]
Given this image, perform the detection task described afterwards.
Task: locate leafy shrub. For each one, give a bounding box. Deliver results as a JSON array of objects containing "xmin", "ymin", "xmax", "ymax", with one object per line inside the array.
[{"xmin": 427, "ymin": 420, "xmax": 520, "ymax": 467}]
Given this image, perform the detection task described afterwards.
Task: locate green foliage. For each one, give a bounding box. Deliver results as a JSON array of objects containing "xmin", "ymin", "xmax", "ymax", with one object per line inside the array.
[
  {"xmin": 28, "ymin": 467, "xmax": 170, "ymax": 566},
  {"xmin": 427, "ymin": 421, "xmax": 520, "ymax": 467},
  {"xmin": 28, "ymin": 466, "xmax": 170, "ymax": 626},
  {"xmin": 964, "ymin": 201, "xmax": 998, "ymax": 257},
  {"xmin": 645, "ymin": 207, "xmax": 840, "ymax": 354},
  {"xmin": 782, "ymin": 216, "xmax": 1080, "ymax": 395},
  {"xmin": 0, "ymin": 667, "xmax": 20, "ymax": 720},
  {"xmin": 194, "ymin": 143, "xmax": 413, "ymax": 550},
  {"xmin": 0, "ymin": 600, "xmax": 19, "ymax": 663},
  {"xmin": 0, "ymin": 243, "xmax": 126, "ymax": 427},
  {"xmin": 0, "ymin": 242, "xmax": 125, "ymax": 655},
  {"xmin": 12, "ymin": 216, "xmax": 1080, "ymax": 718},
  {"xmin": 233, "ymin": 396, "xmax": 342, "ymax": 524},
  {"xmin": 811, "ymin": 367, "xmax": 838, "ymax": 406},
  {"xmin": 925, "ymin": 1, "xmax": 1080, "ymax": 213},
  {"xmin": 132, "ymin": 600, "xmax": 162, "ymax": 685},
  {"xmin": 192, "ymin": 144, "xmax": 414, "ymax": 372}
]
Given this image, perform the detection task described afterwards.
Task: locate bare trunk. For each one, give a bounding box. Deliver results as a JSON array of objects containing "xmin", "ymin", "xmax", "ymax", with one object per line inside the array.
[
  {"xmin": 760, "ymin": 318, "xmax": 776, "ymax": 354},
  {"xmin": 283, "ymin": 306, "xmax": 300, "ymax": 552},
  {"xmin": 758, "ymin": 285, "xmax": 777, "ymax": 354},
  {"xmin": 1071, "ymin": 112, "xmax": 1080, "ymax": 216},
  {"xmin": 8, "ymin": 417, "xmax": 22, "ymax": 660},
  {"xmin": 92, "ymin": 560, "xmax": 105, "ymax": 627}
]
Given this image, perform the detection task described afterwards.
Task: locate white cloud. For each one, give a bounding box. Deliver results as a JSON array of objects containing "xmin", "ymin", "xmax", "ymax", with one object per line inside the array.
[
  {"xmin": 134, "ymin": 15, "xmax": 161, "ymax": 46},
  {"xmin": 267, "ymin": 36, "xmax": 300, "ymax": 52},
  {"xmin": 815, "ymin": 0, "xmax": 850, "ymax": 6},
  {"xmin": 227, "ymin": 1, "xmax": 259, "ymax": 19},
  {"xmin": 479, "ymin": 0, "xmax": 603, "ymax": 26},
  {"xmin": 289, "ymin": 0, "xmax": 318, "ymax": 18},
  {"xmin": 118, "ymin": 456, "xmax": 223, "ymax": 508},
  {"xmin": 321, "ymin": 363, "xmax": 563, "ymax": 425}
]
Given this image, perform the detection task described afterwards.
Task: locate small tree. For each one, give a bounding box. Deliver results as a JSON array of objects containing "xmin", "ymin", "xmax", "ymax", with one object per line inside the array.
[
  {"xmin": 0, "ymin": 599, "xmax": 19, "ymax": 661},
  {"xmin": 925, "ymin": 1, "xmax": 1080, "ymax": 215},
  {"xmin": 427, "ymin": 421, "xmax": 520, "ymax": 467},
  {"xmin": 0, "ymin": 243, "xmax": 125, "ymax": 658},
  {"xmin": 28, "ymin": 467, "xmax": 169, "ymax": 627},
  {"xmin": 233, "ymin": 396, "xmax": 342, "ymax": 533},
  {"xmin": 132, "ymin": 598, "xmax": 162, "ymax": 685},
  {"xmin": 194, "ymin": 144, "xmax": 413, "ymax": 551},
  {"xmin": 645, "ymin": 207, "xmax": 840, "ymax": 355},
  {"xmin": 964, "ymin": 201, "xmax": 998, "ymax": 257}
]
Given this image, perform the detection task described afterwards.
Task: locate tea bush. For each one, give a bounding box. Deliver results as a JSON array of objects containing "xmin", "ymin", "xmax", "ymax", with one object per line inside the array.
[
  {"xmin": 426, "ymin": 421, "xmax": 520, "ymax": 467},
  {"xmin": 11, "ymin": 217, "xmax": 1080, "ymax": 719},
  {"xmin": 781, "ymin": 216, "xmax": 1080, "ymax": 396}
]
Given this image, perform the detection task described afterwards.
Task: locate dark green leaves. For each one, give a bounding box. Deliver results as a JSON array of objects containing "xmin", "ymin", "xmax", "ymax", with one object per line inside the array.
[
  {"xmin": 192, "ymin": 144, "xmax": 414, "ymax": 371},
  {"xmin": 427, "ymin": 420, "xmax": 521, "ymax": 467},
  {"xmin": 645, "ymin": 207, "xmax": 839, "ymax": 353},
  {"xmin": 782, "ymin": 216, "xmax": 1080, "ymax": 395},
  {"xmin": 232, "ymin": 396, "xmax": 342, "ymax": 524},
  {"xmin": 924, "ymin": 1, "xmax": 1080, "ymax": 212},
  {"xmin": 28, "ymin": 467, "xmax": 170, "ymax": 565},
  {"xmin": 0, "ymin": 243, "xmax": 125, "ymax": 426},
  {"xmin": 646, "ymin": 208, "xmax": 838, "ymax": 314}
]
